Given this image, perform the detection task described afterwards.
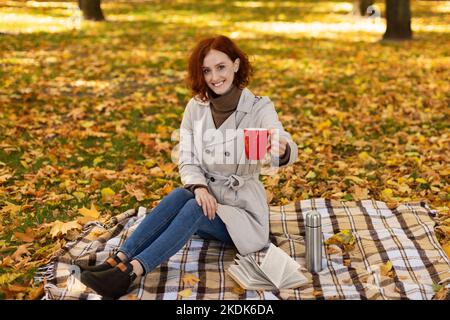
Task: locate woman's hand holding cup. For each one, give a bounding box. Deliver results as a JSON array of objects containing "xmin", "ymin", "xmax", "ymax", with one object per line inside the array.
[
  {"xmin": 194, "ymin": 187, "xmax": 217, "ymax": 220},
  {"xmin": 267, "ymin": 129, "xmax": 288, "ymax": 157}
]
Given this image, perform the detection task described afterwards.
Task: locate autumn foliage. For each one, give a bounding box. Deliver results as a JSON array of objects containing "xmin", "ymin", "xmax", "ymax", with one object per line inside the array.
[{"xmin": 0, "ymin": 0, "xmax": 449, "ymax": 299}]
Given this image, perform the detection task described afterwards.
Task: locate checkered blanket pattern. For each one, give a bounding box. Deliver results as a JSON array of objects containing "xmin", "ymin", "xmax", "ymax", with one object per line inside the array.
[{"xmin": 35, "ymin": 199, "xmax": 450, "ymax": 300}]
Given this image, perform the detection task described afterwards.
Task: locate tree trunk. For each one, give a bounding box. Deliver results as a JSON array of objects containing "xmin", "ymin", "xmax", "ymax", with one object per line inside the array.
[
  {"xmin": 383, "ymin": 0, "xmax": 412, "ymax": 40},
  {"xmin": 353, "ymin": 0, "xmax": 374, "ymax": 16},
  {"xmin": 78, "ymin": 0, "xmax": 105, "ymax": 21}
]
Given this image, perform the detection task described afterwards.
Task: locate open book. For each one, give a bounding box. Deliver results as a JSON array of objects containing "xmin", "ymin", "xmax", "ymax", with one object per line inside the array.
[{"xmin": 227, "ymin": 243, "xmax": 308, "ymax": 290}]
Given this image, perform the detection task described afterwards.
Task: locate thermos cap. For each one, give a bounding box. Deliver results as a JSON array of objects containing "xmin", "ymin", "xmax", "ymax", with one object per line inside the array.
[{"xmin": 305, "ymin": 211, "xmax": 321, "ymax": 227}]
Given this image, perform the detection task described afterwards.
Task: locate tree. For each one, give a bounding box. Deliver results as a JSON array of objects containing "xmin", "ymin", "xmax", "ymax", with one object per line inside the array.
[
  {"xmin": 353, "ymin": 0, "xmax": 374, "ymax": 16},
  {"xmin": 383, "ymin": 0, "xmax": 412, "ymax": 40},
  {"xmin": 78, "ymin": 0, "xmax": 105, "ymax": 21}
]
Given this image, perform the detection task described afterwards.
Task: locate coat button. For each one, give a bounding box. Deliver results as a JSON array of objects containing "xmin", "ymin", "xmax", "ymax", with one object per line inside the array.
[
  {"xmin": 210, "ymin": 177, "xmax": 215, "ymax": 182},
  {"xmin": 224, "ymin": 151, "xmax": 230, "ymax": 157},
  {"xmin": 205, "ymin": 149, "xmax": 211, "ymax": 154}
]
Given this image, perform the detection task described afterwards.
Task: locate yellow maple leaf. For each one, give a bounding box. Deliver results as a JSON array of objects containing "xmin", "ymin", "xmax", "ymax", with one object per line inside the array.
[
  {"xmin": 78, "ymin": 204, "xmax": 99, "ymax": 219},
  {"xmin": 381, "ymin": 188, "xmax": 394, "ymax": 200},
  {"xmin": 358, "ymin": 152, "xmax": 377, "ymax": 165},
  {"xmin": 397, "ymin": 184, "xmax": 411, "ymax": 194},
  {"xmin": 316, "ymin": 119, "xmax": 331, "ymax": 131},
  {"xmin": 85, "ymin": 226, "xmax": 107, "ymax": 241},
  {"xmin": 181, "ymin": 273, "xmax": 200, "ymax": 286},
  {"xmin": 178, "ymin": 288, "xmax": 192, "ymax": 298},
  {"xmin": 380, "ymin": 260, "xmax": 394, "ymax": 277},
  {"xmin": 101, "ymin": 187, "xmax": 115, "ymax": 203},
  {"xmin": 49, "ymin": 220, "xmax": 82, "ymax": 238},
  {"xmin": 73, "ymin": 191, "xmax": 86, "ymax": 200},
  {"xmin": 325, "ymin": 230, "xmax": 355, "ymax": 252}
]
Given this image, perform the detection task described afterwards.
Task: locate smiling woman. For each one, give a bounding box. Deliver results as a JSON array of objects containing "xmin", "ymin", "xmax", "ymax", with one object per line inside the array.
[
  {"xmin": 76, "ymin": 35, "xmax": 298, "ymax": 299},
  {"xmin": 186, "ymin": 35, "xmax": 253, "ymax": 101}
]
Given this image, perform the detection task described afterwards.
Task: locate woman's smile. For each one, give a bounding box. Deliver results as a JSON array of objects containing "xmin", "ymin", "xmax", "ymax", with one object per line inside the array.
[
  {"xmin": 202, "ymin": 49, "xmax": 239, "ymax": 95},
  {"xmin": 213, "ymin": 81, "xmax": 225, "ymax": 87}
]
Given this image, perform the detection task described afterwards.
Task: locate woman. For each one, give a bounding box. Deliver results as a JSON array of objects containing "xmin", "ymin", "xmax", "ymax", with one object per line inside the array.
[{"xmin": 79, "ymin": 35, "xmax": 298, "ymax": 299}]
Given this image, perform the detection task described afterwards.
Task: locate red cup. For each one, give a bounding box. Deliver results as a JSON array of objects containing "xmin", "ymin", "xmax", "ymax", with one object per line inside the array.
[{"xmin": 244, "ymin": 128, "xmax": 270, "ymax": 160}]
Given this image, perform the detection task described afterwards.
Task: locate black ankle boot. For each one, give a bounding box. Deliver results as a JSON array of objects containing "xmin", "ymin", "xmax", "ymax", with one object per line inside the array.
[
  {"xmin": 76, "ymin": 254, "xmax": 123, "ymax": 273},
  {"xmin": 81, "ymin": 262, "xmax": 137, "ymax": 299}
]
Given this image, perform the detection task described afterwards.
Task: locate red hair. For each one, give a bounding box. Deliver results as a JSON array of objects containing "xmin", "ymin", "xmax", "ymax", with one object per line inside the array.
[{"xmin": 186, "ymin": 35, "xmax": 253, "ymax": 102}]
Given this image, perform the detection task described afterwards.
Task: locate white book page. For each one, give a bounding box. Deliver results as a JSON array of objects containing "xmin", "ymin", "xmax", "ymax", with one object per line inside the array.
[
  {"xmin": 247, "ymin": 252, "xmax": 282, "ymax": 288},
  {"xmin": 237, "ymin": 256, "xmax": 270, "ymax": 285},
  {"xmin": 228, "ymin": 265, "xmax": 252, "ymax": 288},
  {"xmin": 281, "ymin": 267, "xmax": 308, "ymax": 288},
  {"xmin": 228, "ymin": 265, "xmax": 276, "ymax": 291},
  {"xmin": 260, "ymin": 244, "xmax": 297, "ymax": 288}
]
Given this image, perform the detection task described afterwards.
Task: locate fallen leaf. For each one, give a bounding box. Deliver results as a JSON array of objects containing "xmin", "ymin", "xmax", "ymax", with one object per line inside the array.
[
  {"xmin": 326, "ymin": 244, "xmax": 342, "ymax": 255},
  {"xmin": 28, "ymin": 284, "xmax": 44, "ymax": 300},
  {"xmin": 125, "ymin": 184, "xmax": 146, "ymax": 201},
  {"xmin": 85, "ymin": 226, "xmax": 107, "ymax": 241},
  {"xmin": 72, "ymin": 191, "xmax": 86, "ymax": 200},
  {"xmin": 0, "ymin": 273, "xmax": 21, "ymax": 285},
  {"xmin": 11, "ymin": 244, "xmax": 32, "ymax": 261},
  {"xmin": 181, "ymin": 273, "xmax": 200, "ymax": 287},
  {"xmin": 78, "ymin": 204, "xmax": 100, "ymax": 219},
  {"xmin": 178, "ymin": 288, "xmax": 192, "ymax": 298},
  {"xmin": 49, "ymin": 220, "xmax": 82, "ymax": 238},
  {"xmin": 101, "ymin": 187, "xmax": 115, "ymax": 203},
  {"xmin": 352, "ymin": 186, "xmax": 370, "ymax": 200},
  {"xmin": 325, "ymin": 230, "xmax": 355, "ymax": 252},
  {"xmin": 7, "ymin": 284, "xmax": 28, "ymax": 293},
  {"xmin": 433, "ymin": 287, "xmax": 449, "ymax": 300},
  {"xmin": 1, "ymin": 256, "xmax": 14, "ymax": 267},
  {"xmin": 232, "ymin": 285, "xmax": 245, "ymax": 295},
  {"xmin": 1, "ymin": 201, "xmax": 21, "ymax": 218},
  {"xmin": 380, "ymin": 260, "xmax": 395, "ymax": 277},
  {"xmin": 312, "ymin": 290, "xmax": 323, "ymax": 297},
  {"xmin": 305, "ymin": 171, "xmax": 316, "ymax": 180},
  {"xmin": 13, "ymin": 228, "xmax": 35, "ymax": 243},
  {"xmin": 358, "ymin": 152, "xmax": 376, "ymax": 165}
]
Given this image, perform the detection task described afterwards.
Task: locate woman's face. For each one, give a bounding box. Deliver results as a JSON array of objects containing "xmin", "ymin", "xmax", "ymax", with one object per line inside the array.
[{"xmin": 202, "ymin": 49, "xmax": 240, "ymax": 95}]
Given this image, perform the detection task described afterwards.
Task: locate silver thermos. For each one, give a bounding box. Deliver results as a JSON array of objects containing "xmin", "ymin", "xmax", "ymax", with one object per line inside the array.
[{"xmin": 305, "ymin": 210, "xmax": 323, "ymax": 273}]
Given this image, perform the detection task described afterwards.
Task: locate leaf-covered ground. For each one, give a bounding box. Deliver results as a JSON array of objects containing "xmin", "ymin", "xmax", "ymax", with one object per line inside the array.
[{"xmin": 0, "ymin": 0, "xmax": 449, "ymax": 299}]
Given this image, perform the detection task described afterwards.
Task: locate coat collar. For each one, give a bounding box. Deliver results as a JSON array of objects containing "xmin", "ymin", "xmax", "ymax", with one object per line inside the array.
[
  {"xmin": 200, "ymin": 88, "xmax": 255, "ymax": 148},
  {"xmin": 236, "ymin": 87, "xmax": 255, "ymax": 114}
]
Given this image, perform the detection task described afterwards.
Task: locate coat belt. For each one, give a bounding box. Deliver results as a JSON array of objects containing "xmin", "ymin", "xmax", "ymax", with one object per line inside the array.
[{"xmin": 205, "ymin": 172, "xmax": 258, "ymax": 191}]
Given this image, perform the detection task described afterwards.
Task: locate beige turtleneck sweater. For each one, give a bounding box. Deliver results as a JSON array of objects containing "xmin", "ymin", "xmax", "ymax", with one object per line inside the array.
[{"xmin": 184, "ymin": 85, "xmax": 291, "ymax": 194}]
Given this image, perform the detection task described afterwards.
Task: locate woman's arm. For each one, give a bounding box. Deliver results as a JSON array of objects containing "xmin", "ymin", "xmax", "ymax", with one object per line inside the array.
[
  {"xmin": 259, "ymin": 99, "xmax": 298, "ymax": 167},
  {"xmin": 178, "ymin": 99, "xmax": 209, "ymax": 186}
]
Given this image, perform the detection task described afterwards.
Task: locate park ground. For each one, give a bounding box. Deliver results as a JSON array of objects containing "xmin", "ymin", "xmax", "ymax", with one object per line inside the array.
[{"xmin": 0, "ymin": 0, "xmax": 449, "ymax": 299}]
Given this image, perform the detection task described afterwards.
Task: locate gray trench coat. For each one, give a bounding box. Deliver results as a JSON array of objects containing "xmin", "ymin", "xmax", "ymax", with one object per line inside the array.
[{"xmin": 178, "ymin": 88, "xmax": 298, "ymax": 255}]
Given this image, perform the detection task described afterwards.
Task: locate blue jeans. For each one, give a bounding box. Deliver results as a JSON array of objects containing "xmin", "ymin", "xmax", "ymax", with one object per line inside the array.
[{"xmin": 118, "ymin": 187, "xmax": 234, "ymax": 274}]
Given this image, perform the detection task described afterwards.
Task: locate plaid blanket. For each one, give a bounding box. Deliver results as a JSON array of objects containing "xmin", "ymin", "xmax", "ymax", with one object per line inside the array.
[{"xmin": 35, "ymin": 199, "xmax": 450, "ymax": 300}]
